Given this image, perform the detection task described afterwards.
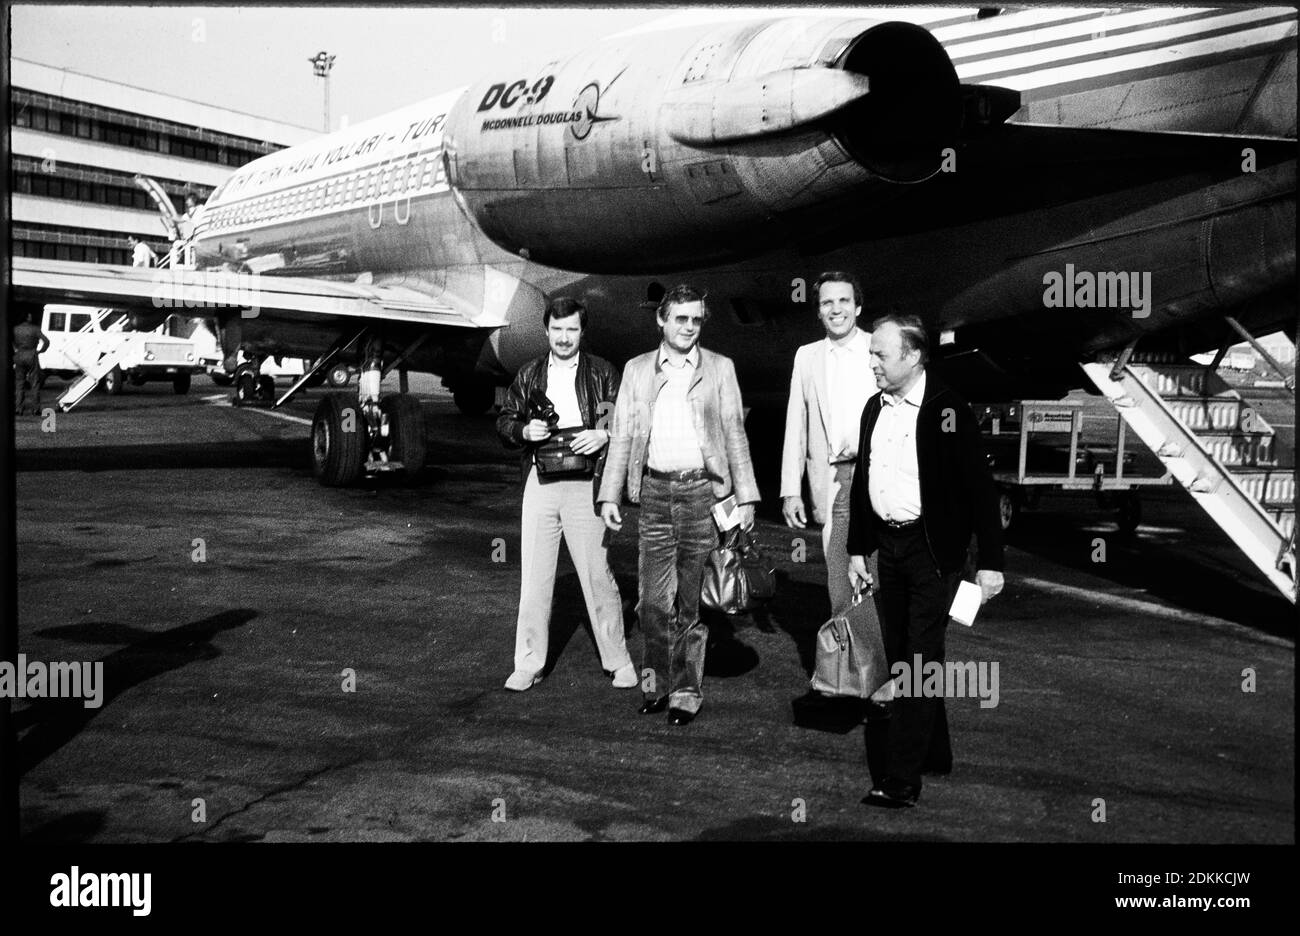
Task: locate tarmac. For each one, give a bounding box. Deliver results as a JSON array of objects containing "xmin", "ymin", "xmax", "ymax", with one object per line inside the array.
[{"xmin": 10, "ymin": 373, "xmax": 1295, "ymax": 844}]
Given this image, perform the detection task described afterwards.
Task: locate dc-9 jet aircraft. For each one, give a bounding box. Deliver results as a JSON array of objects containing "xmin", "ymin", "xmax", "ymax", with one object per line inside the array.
[{"xmin": 11, "ymin": 6, "xmax": 1296, "ymax": 596}]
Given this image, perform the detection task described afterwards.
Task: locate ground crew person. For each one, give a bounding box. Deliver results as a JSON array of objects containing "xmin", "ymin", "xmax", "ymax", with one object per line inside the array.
[{"xmin": 13, "ymin": 311, "xmax": 51, "ymax": 416}]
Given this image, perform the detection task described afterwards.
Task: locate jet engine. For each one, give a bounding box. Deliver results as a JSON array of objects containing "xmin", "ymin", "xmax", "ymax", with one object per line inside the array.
[{"xmin": 442, "ymin": 16, "xmax": 963, "ymax": 273}]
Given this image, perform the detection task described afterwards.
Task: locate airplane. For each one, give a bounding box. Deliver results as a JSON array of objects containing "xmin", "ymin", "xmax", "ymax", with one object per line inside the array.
[{"xmin": 12, "ymin": 5, "xmax": 1296, "ymax": 497}]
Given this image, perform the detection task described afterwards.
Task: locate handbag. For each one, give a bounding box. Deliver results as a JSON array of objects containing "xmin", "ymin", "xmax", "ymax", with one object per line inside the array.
[
  {"xmin": 534, "ymin": 426, "xmax": 597, "ymax": 479},
  {"xmin": 700, "ymin": 526, "xmax": 776, "ymax": 615},
  {"xmin": 810, "ymin": 586, "xmax": 891, "ymax": 699}
]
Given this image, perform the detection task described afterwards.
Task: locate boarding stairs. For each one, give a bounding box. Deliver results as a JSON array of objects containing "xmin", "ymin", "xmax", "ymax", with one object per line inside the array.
[
  {"xmin": 1082, "ymin": 351, "xmax": 1296, "ymax": 603},
  {"xmin": 55, "ymin": 314, "xmax": 130, "ymax": 412}
]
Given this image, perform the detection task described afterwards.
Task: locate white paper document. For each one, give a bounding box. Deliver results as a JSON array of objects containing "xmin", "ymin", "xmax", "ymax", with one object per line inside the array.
[
  {"xmin": 712, "ymin": 495, "xmax": 741, "ymax": 531},
  {"xmin": 949, "ymin": 580, "xmax": 983, "ymax": 627}
]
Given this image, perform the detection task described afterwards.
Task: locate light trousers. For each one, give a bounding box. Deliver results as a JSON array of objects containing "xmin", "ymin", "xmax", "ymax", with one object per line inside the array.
[{"xmin": 514, "ymin": 467, "xmax": 631, "ymax": 677}]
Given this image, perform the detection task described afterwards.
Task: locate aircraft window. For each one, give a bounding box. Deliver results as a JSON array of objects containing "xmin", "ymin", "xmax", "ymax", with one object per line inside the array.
[
  {"xmin": 69, "ymin": 312, "xmax": 92, "ymax": 332},
  {"xmin": 380, "ymin": 169, "xmax": 391, "ymax": 196},
  {"xmin": 316, "ymin": 185, "xmax": 325, "ymax": 209},
  {"xmin": 422, "ymin": 159, "xmax": 432, "ymax": 187},
  {"xmin": 48, "ymin": 312, "xmax": 67, "ymax": 331},
  {"xmin": 367, "ymin": 171, "xmax": 378, "ymax": 200},
  {"xmin": 334, "ymin": 180, "xmax": 344, "ymax": 207},
  {"xmin": 408, "ymin": 163, "xmax": 420, "ymax": 190}
]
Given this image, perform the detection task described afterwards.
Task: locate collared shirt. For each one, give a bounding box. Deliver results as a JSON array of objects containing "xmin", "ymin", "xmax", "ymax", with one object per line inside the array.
[
  {"xmin": 824, "ymin": 328, "xmax": 873, "ymax": 462},
  {"xmin": 546, "ymin": 352, "xmax": 583, "ymax": 427},
  {"xmin": 131, "ymin": 242, "xmax": 155, "ymax": 268},
  {"xmin": 868, "ymin": 371, "xmax": 925, "ymax": 523},
  {"xmin": 648, "ymin": 344, "xmax": 705, "ymax": 472}
]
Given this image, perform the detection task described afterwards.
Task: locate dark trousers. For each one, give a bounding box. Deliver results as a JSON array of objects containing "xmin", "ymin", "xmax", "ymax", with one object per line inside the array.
[
  {"xmin": 14, "ymin": 352, "xmax": 42, "ymax": 414},
  {"xmin": 873, "ymin": 522, "xmax": 961, "ymax": 790},
  {"xmin": 636, "ymin": 475, "xmax": 715, "ymax": 714}
]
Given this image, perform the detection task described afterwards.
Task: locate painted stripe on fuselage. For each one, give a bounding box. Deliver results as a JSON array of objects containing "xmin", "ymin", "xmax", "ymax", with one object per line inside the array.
[
  {"xmin": 954, "ymin": 7, "xmax": 1293, "ymax": 80},
  {"xmin": 967, "ymin": 19, "xmax": 1297, "ymax": 92},
  {"xmin": 943, "ymin": 7, "xmax": 1222, "ymax": 62}
]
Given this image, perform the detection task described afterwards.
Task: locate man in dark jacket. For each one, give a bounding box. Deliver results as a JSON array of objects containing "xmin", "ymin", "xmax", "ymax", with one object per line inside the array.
[
  {"xmin": 847, "ymin": 313, "xmax": 1004, "ymax": 808},
  {"xmin": 13, "ymin": 311, "xmax": 50, "ymax": 416},
  {"xmin": 496, "ymin": 297, "xmax": 635, "ymax": 692}
]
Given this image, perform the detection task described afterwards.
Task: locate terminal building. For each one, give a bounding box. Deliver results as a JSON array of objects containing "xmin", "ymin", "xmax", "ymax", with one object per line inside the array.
[{"xmin": 10, "ymin": 58, "xmax": 316, "ymax": 267}]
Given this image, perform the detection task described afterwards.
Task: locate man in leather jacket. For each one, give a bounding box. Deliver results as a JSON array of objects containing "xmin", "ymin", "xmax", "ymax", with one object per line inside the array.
[{"xmin": 495, "ymin": 297, "xmax": 635, "ymax": 692}]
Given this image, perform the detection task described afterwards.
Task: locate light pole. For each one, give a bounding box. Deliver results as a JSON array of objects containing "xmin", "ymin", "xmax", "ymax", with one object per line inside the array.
[{"xmin": 309, "ymin": 51, "xmax": 336, "ymax": 132}]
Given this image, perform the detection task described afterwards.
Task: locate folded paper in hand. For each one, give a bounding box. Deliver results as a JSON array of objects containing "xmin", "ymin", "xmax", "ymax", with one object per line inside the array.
[
  {"xmin": 712, "ymin": 495, "xmax": 741, "ymax": 531},
  {"xmin": 949, "ymin": 579, "xmax": 982, "ymax": 626}
]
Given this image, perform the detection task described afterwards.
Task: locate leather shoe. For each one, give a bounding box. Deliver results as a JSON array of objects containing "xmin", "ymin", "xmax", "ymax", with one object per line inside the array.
[
  {"xmin": 861, "ymin": 782, "xmax": 919, "ymax": 808},
  {"xmin": 863, "ymin": 700, "xmax": 893, "ymax": 723},
  {"xmin": 638, "ymin": 697, "xmax": 669, "ymax": 715},
  {"xmin": 667, "ymin": 707, "xmax": 697, "ymax": 726},
  {"xmin": 503, "ymin": 670, "xmax": 542, "ymax": 691}
]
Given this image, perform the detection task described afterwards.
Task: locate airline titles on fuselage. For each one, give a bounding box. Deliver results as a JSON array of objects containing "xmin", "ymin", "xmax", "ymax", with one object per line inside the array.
[{"xmin": 222, "ymin": 112, "xmax": 447, "ymax": 197}]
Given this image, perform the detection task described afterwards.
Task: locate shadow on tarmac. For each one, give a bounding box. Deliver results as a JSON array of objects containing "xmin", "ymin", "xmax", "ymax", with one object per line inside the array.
[{"xmin": 15, "ymin": 610, "xmax": 257, "ymax": 775}]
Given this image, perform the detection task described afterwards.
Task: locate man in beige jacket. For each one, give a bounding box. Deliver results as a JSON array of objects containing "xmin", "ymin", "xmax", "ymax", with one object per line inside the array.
[
  {"xmin": 599, "ymin": 284, "xmax": 759, "ymax": 725},
  {"xmin": 781, "ymin": 272, "xmax": 892, "ymax": 706}
]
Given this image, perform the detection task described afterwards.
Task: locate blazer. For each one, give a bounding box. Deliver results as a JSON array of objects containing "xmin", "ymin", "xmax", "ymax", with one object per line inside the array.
[
  {"xmin": 496, "ymin": 351, "xmax": 621, "ymax": 509},
  {"xmin": 597, "ymin": 345, "xmax": 760, "ymax": 506},
  {"xmin": 779, "ymin": 339, "xmax": 834, "ymax": 524},
  {"xmin": 846, "ymin": 372, "xmax": 1004, "ymax": 575}
]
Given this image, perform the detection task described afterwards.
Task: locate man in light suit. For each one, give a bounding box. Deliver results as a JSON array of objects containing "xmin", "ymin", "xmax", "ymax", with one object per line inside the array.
[
  {"xmin": 599, "ymin": 284, "xmax": 759, "ymax": 725},
  {"xmin": 780, "ymin": 274, "xmax": 894, "ymax": 709}
]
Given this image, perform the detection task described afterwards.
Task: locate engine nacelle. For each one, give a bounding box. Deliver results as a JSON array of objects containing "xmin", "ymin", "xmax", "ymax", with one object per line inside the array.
[{"xmin": 443, "ymin": 16, "xmax": 961, "ymax": 273}]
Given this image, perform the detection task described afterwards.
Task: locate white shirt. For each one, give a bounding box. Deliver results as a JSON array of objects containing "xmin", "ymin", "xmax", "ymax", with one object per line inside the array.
[
  {"xmin": 868, "ymin": 371, "xmax": 925, "ymax": 523},
  {"xmin": 824, "ymin": 328, "xmax": 873, "ymax": 461},
  {"xmin": 132, "ymin": 242, "xmax": 156, "ymax": 268},
  {"xmin": 648, "ymin": 345, "xmax": 705, "ymax": 472},
  {"xmin": 546, "ymin": 352, "xmax": 583, "ymax": 427}
]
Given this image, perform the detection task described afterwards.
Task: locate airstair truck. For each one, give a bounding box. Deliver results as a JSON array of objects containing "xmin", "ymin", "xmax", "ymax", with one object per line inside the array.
[{"xmin": 39, "ymin": 305, "xmax": 204, "ymax": 410}]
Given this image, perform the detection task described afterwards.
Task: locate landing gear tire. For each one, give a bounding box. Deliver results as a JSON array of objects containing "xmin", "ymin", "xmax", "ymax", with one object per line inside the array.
[
  {"xmin": 173, "ymin": 371, "xmax": 192, "ymax": 395},
  {"xmin": 233, "ymin": 371, "xmax": 257, "ymax": 407},
  {"xmin": 257, "ymin": 375, "xmax": 276, "ymax": 402},
  {"xmin": 997, "ymin": 488, "xmax": 1020, "ymax": 533},
  {"xmin": 1117, "ymin": 493, "xmax": 1141, "ymax": 535},
  {"xmin": 312, "ymin": 394, "xmax": 365, "ymax": 486},
  {"xmin": 129, "ymin": 374, "xmax": 148, "ymax": 387},
  {"xmin": 327, "ymin": 364, "xmax": 351, "ymax": 388},
  {"xmin": 102, "ymin": 365, "xmax": 124, "ymax": 396},
  {"xmin": 381, "ymin": 393, "xmax": 427, "ymax": 480},
  {"xmin": 453, "ymin": 381, "xmax": 494, "ymax": 416}
]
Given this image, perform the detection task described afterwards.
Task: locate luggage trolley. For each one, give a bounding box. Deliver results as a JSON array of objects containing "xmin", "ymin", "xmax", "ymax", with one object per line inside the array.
[{"xmin": 978, "ymin": 399, "xmax": 1175, "ymax": 534}]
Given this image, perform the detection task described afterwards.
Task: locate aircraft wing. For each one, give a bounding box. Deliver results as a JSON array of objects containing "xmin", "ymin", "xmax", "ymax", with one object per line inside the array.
[{"xmin": 10, "ymin": 258, "xmax": 509, "ymax": 329}]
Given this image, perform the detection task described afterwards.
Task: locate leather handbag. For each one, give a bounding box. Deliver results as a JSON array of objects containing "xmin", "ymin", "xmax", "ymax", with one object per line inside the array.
[
  {"xmin": 700, "ymin": 526, "xmax": 777, "ymax": 615},
  {"xmin": 811, "ymin": 587, "xmax": 891, "ymax": 699},
  {"xmin": 535, "ymin": 427, "xmax": 597, "ymax": 480}
]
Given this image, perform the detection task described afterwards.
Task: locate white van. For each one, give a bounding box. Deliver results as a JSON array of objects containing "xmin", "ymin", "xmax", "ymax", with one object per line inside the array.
[{"xmin": 39, "ymin": 305, "xmax": 206, "ymax": 395}]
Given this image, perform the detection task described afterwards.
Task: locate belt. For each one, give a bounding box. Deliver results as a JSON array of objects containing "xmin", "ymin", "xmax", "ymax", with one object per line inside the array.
[
  {"xmin": 645, "ymin": 466, "xmax": 708, "ymax": 482},
  {"xmin": 877, "ymin": 516, "xmax": 922, "ymax": 530}
]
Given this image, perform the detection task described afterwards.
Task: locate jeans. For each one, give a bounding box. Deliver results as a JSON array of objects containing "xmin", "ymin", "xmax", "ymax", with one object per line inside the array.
[{"xmin": 636, "ymin": 475, "xmax": 716, "ymax": 714}]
